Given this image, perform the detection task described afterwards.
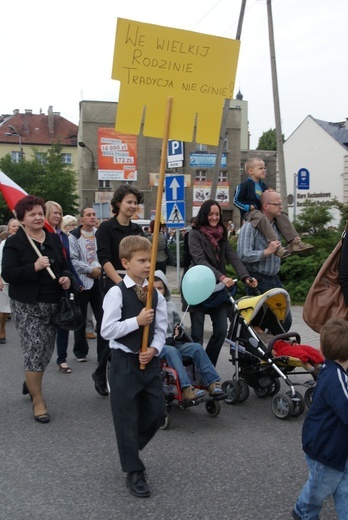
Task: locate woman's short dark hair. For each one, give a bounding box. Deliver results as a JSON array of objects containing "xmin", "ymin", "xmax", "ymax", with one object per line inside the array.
[
  {"xmin": 195, "ymin": 200, "xmax": 226, "ymax": 236},
  {"xmin": 14, "ymin": 195, "xmax": 46, "ymax": 221},
  {"xmin": 110, "ymin": 184, "xmax": 143, "ymax": 215},
  {"xmin": 149, "ymin": 220, "xmax": 165, "ymax": 233}
]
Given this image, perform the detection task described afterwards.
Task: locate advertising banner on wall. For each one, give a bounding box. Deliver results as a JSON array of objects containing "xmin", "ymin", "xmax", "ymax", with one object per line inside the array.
[
  {"xmin": 190, "ymin": 153, "xmax": 227, "ymax": 168},
  {"xmin": 98, "ymin": 128, "xmax": 137, "ymax": 181},
  {"xmin": 193, "ymin": 181, "xmax": 229, "ymax": 207}
]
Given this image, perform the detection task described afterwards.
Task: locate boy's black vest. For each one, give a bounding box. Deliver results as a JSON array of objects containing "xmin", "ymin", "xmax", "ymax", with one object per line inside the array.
[{"xmin": 117, "ymin": 281, "xmax": 158, "ymax": 353}]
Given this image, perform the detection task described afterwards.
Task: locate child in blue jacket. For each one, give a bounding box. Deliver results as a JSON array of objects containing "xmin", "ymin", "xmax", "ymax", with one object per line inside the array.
[
  {"xmin": 292, "ymin": 317, "xmax": 348, "ymax": 520},
  {"xmin": 234, "ymin": 158, "xmax": 313, "ymax": 258}
]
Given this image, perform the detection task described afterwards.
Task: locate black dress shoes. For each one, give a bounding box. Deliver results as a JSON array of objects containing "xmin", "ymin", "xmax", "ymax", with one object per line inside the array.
[
  {"xmin": 22, "ymin": 381, "xmax": 30, "ymax": 395},
  {"xmin": 34, "ymin": 412, "xmax": 50, "ymax": 424},
  {"xmin": 22, "ymin": 381, "xmax": 33, "ymax": 401},
  {"xmin": 92, "ymin": 372, "xmax": 109, "ymax": 397},
  {"xmin": 126, "ymin": 471, "xmax": 150, "ymax": 498}
]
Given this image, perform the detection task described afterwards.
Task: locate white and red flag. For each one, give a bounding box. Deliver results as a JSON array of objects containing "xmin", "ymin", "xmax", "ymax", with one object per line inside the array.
[{"xmin": 0, "ymin": 170, "xmax": 27, "ymax": 211}]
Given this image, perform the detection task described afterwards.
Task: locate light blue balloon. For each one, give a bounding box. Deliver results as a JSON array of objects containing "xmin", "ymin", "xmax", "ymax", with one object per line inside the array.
[{"xmin": 182, "ymin": 265, "xmax": 216, "ymax": 305}]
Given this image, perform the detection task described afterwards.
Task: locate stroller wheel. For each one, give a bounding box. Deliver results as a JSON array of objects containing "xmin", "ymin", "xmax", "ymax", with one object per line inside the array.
[
  {"xmin": 286, "ymin": 390, "xmax": 305, "ymax": 417},
  {"xmin": 221, "ymin": 380, "xmax": 240, "ymax": 405},
  {"xmin": 159, "ymin": 410, "xmax": 171, "ymax": 430},
  {"xmin": 254, "ymin": 386, "xmax": 269, "ymax": 399},
  {"xmin": 304, "ymin": 387, "xmax": 314, "ymax": 408},
  {"xmin": 237, "ymin": 379, "xmax": 249, "ymax": 403},
  {"xmin": 271, "ymin": 393, "xmax": 294, "ymax": 419},
  {"xmin": 267, "ymin": 378, "xmax": 281, "ymax": 397},
  {"xmin": 205, "ymin": 399, "xmax": 220, "ymax": 417}
]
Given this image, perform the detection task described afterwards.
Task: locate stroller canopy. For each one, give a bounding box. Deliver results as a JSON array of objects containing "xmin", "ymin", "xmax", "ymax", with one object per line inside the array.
[{"xmin": 237, "ymin": 288, "xmax": 291, "ymax": 325}]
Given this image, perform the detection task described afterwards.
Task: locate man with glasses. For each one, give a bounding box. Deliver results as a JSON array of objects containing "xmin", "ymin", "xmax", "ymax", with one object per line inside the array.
[
  {"xmin": 234, "ymin": 157, "xmax": 313, "ymax": 257},
  {"xmin": 237, "ymin": 191, "xmax": 297, "ymax": 330}
]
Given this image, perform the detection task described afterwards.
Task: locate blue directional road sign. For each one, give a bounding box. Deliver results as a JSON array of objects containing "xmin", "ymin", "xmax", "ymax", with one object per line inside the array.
[
  {"xmin": 166, "ymin": 202, "xmax": 185, "ymax": 228},
  {"xmin": 297, "ymin": 168, "xmax": 310, "ymax": 190},
  {"xmin": 165, "ymin": 175, "xmax": 185, "ymax": 201},
  {"xmin": 165, "ymin": 174, "xmax": 185, "ymax": 228}
]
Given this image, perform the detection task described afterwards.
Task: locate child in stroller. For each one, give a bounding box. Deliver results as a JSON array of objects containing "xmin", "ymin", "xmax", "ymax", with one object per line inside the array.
[
  {"xmin": 254, "ymin": 327, "xmax": 324, "ymax": 380},
  {"xmin": 222, "ymin": 288, "xmax": 318, "ymax": 418},
  {"xmin": 154, "ymin": 270, "xmax": 226, "ymax": 426}
]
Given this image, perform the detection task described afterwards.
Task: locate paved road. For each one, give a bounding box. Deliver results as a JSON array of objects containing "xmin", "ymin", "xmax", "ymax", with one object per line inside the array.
[{"xmin": 0, "ymin": 272, "xmax": 337, "ymax": 520}]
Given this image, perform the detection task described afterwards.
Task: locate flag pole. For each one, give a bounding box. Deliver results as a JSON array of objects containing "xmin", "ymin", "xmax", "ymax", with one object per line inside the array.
[
  {"xmin": 140, "ymin": 96, "xmax": 173, "ymax": 369},
  {"xmin": 13, "ymin": 211, "xmax": 57, "ymax": 280},
  {"xmin": 22, "ymin": 225, "xmax": 57, "ymax": 280}
]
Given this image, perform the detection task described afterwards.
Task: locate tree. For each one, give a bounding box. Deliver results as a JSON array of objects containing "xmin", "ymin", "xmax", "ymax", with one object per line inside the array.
[
  {"xmin": 293, "ymin": 200, "xmax": 333, "ymax": 235},
  {"xmin": 0, "ymin": 144, "xmax": 79, "ymax": 223},
  {"xmin": 257, "ymin": 128, "xmax": 284, "ymax": 151}
]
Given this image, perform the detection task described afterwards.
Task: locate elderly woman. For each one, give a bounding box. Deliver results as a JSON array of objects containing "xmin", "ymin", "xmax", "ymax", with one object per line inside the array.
[
  {"xmin": 0, "ymin": 219, "xmax": 20, "ymax": 343},
  {"xmin": 2, "ymin": 196, "xmax": 71, "ymax": 424}
]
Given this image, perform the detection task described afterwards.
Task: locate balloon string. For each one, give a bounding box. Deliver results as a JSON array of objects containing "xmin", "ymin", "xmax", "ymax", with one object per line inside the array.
[{"xmin": 179, "ymin": 305, "xmax": 190, "ymax": 327}]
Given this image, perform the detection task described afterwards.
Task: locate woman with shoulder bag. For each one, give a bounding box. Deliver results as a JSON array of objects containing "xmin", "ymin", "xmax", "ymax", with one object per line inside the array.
[
  {"xmin": 188, "ymin": 200, "xmax": 258, "ymax": 366},
  {"xmin": 2, "ymin": 196, "xmax": 71, "ymax": 424},
  {"xmin": 339, "ymin": 226, "xmax": 348, "ymax": 306},
  {"xmin": 45, "ymin": 201, "xmax": 82, "ymax": 374}
]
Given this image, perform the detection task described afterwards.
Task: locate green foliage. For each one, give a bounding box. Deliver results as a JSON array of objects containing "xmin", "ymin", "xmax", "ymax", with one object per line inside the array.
[
  {"xmin": 256, "ymin": 128, "xmax": 284, "ymax": 151},
  {"xmin": 226, "ymin": 228, "xmax": 343, "ymax": 305},
  {"xmin": 293, "ymin": 200, "xmax": 333, "ymax": 234},
  {"xmin": 0, "ymin": 144, "xmax": 79, "ymax": 223}
]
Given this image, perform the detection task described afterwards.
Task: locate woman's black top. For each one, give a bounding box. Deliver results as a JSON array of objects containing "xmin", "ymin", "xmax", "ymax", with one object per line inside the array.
[{"xmin": 2, "ymin": 227, "xmax": 68, "ymax": 304}]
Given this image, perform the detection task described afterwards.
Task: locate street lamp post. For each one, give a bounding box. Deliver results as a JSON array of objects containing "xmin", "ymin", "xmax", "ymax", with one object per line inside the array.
[
  {"xmin": 78, "ymin": 141, "xmax": 95, "ymax": 169},
  {"xmin": 78, "ymin": 141, "xmax": 96, "ymax": 208},
  {"xmin": 5, "ymin": 125, "xmax": 23, "ymax": 161}
]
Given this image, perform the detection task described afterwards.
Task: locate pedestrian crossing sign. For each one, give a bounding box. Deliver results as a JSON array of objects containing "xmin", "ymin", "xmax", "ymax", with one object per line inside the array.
[{"xmin": 166, "ymin": 201, "xmax": 185, "ymax": 228}]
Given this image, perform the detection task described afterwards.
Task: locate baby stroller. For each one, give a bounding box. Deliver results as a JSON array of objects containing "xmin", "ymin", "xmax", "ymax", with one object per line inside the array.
[
  {"xmin": 221, "ymin": 288, "xmax": 316, "ymax": 420},
  {"xmin": 161, "ymin": 355, "xmax": 226, "ymax": 430}
]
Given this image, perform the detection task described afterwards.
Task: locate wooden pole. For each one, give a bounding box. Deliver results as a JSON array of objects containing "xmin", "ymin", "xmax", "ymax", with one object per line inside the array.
[
  {"xmin": 140, "ymin": 97, "xmax": 173, "ymax": 368},
  {"xmin": 210, "ymin": 0, "xmax": 247, "ymax": 200},
  {"xmin": 267, "ymin": 0, "xmax": 288, "ymax": 211}
]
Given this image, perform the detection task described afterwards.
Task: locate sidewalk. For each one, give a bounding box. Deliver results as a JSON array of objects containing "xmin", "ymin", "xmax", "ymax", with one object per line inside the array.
[{"xmin": 165, "ymin": 265, "xmax": 320, "ymax": 347}]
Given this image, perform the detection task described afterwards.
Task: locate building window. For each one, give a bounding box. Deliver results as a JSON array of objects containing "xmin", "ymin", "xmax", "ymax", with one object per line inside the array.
[
  {"xmin": 61, "ymin": 153, "xmax": 72, "ymax": 164},
  {"xmin": 11, "ymin": 151, "xmax": 21, "ymax": 163},
  {"xmin": 36, "ymin": 153, "xmax": 47, "ymax": 165},
  {"xmin": 98, "ymin": 180, "xmax": 110, "ymax": 189},
  {"xmin": 219, "ymin": 170, "xmax": 228, "ymax": 182},
  {"xmin": 195, "ymin": 170, "xmax": 207, "ymax": 182}
]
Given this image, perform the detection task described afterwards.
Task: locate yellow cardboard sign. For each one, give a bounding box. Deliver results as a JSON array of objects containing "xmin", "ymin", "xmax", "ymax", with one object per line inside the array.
[{"xmin": 112, "ymin": 19, "xmax": 240, "ymax": 146}]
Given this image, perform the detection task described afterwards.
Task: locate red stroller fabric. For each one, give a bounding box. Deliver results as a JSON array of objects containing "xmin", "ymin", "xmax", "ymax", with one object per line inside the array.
[{"xmin": 273, "ymin": 340, "xmax": 324, "ymax": 365}]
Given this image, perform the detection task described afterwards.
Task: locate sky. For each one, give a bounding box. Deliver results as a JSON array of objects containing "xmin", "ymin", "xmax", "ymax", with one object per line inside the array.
[{"xmin": 1, "ymin": 0, "xmax": 347, "ymax": 149}]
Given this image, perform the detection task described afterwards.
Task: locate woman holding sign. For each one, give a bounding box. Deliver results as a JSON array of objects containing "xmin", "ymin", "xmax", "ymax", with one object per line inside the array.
[{"xmin": 188, "ymin": 199, "xmax": 257, "ymax": 366}]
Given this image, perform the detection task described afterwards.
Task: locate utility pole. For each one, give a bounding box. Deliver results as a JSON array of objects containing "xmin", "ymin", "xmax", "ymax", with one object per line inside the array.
[
  {"xmin": 266, "ymin": 0, "xmax": 288, "ymax": 211},
  {"xmin": 210, "ymin": 0, "xmax": 247, "ymax": 200}
]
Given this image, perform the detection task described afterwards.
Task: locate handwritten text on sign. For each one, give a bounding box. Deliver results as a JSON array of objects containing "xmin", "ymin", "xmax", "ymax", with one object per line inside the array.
[{"xmin": 112, "ymin": 19, "xmax": 240, "ymax": 145}]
